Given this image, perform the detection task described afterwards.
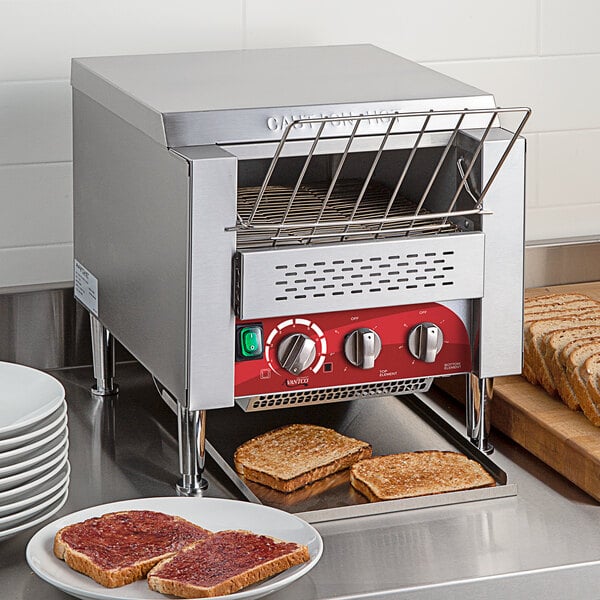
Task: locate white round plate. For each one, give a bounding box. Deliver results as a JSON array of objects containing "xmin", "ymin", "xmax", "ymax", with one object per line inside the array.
[
  {"xmin": 0, "ymin": 443, "xmax": 68, "ymax": 492},
  {"xmin": 0, "ymin": 402, "xmax": 67, "ymax": 453},
  {"xmin": 0, "ymin": 362, "xmax": 65, "ymax": 437},
  {"xmin": 0, "ymin": 462, "xmax": 70, "ymax": 517},
  {"xmin": 0, "ymin": 454, "xmax": 68, "ymax": 503},
  {"xmin": 0, "ymin": 487, "xmax": 68, "ymax": 541},
  {"xmin": 27, "ymin": 497, "xmax": 323, "ymax": 600},
  {"xmin": 0, "ymin": 413, "xmax": 67, "ymax": 466},
  {"xmin": 0, "ymin": 477, "xmax": 69, "ymax": 529},
  {"xmin": 0, "ymin": 428, "xmax": 68, "ymax": 477}
]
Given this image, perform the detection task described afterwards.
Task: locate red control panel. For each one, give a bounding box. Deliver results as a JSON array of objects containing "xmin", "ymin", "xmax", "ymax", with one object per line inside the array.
[{"xmin": 234, "ymin": 303, "xmax": 471, "ymax": 398}]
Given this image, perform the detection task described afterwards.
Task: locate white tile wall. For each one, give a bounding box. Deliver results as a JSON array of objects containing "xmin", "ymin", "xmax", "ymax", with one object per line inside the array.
[
  {"xmin": 537, "ymin": 130, "xmax": 600, "ymax": 208},
  {"xmin": 244, "ymin": 0, "xmax": 539, "ymax": 61},
  {"xmin": 0, "ymin": 81, "xmax": 72, "ymax": 165},
  {"xmin": 1, "ymin": 0, "xmax": 244, "ymax": 80},
  {"xmin": 0, "ymin": 0, "xmax": 244, "ymax": 287},
  {"xmin": 541, "ymin": 0, "xmax": 600, "ymax": 55},
  {"xmin": 0, "ymin": 245, "xmax": 73, "ymax": 288},
  {"xmin": 0, "ymin": 0, "xmax": 598, "ymax": 287},
  {"xmin": 526, "ymin": 204, "xmax": 600, "ymax": 241},
  {"xmin": 0, "ymin": 163, "xmax": 72, "ymax": 248},
  {"xmin": 524, "ymin": 134, "xmax": 540, "ymax": 208},
  {"xmin": 427, "ymin": 55, "xmax": 600, "ymax": 133}
]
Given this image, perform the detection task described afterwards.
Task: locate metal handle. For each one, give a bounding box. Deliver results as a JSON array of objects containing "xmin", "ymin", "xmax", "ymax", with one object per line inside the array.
[
  {"xmin": 457, "ymin": 156, "xmax": 480, "ymax": 204},
  {"xmin": 407, "ymin": 323, "xmax": 443, "ymax": 363},
  {"xmin": 277, "ymin": 334, "xmax": 317, "ymax": 374},
  {"xmin": 361, "ymin": 331, "xmax": 376, "ymax": 369},
  {"xmin": 344, "ymin": 328, "xmax": 382, "ymax": 369}
]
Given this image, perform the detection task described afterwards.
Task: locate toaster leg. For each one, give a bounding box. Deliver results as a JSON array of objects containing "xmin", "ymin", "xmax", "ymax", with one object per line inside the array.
[
  {"xmin": 466, "ymin": 374, "xmax": 494, "ymax": 454},
  {"xmin": 176, "ymin": 405, "xmax": 208, "ymax": 496},
  {"xmin": 89, "ymin": 313, "xmax": 118, "ymax": 396}
]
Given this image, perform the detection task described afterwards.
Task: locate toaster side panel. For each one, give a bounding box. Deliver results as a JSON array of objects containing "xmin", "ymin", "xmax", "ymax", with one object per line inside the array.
[{"xmin": 73, "ymin": 90, "xmax": 190, "ymax": 402}]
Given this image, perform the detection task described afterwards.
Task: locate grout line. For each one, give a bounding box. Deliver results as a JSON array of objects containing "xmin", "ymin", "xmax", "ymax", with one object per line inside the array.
[
  {"xmin": 525, "ymin": 131, "xmax": 540, "ymax": 208},
  {"xmin": 424, "ymin": 54, "xmax": 536, "ymax": 66},
  {"xmin": 0, "ymin": 161, "xmax": 71, "ymax": 169},
  {"xmin": 0, "ymin": 77, "xmax": 69, "ymax": 85},
  {"xmin": 527, "ymin": 204, "xmax": 600, "ymax": 211},
  {"xmin": 0, "ymin": 243, "xmax": 73, "ymax": 252},
  {"xmin": 425, "ymin": 50, "xmax": 600, "ymax": 66},
  {"xmin": 241, "ymin": 0, "xmax": 247, "ymax": 49},
  {"xmin": 537, "ymin": 0, "xmax": 542, "ymax": 56},
  {"xmin": 532, "ymin": 49, "xmax": 600, "ymax": 59},
  {"xmin": 529, "ymin": 127, "xmax": 600, "ymax": 135}
]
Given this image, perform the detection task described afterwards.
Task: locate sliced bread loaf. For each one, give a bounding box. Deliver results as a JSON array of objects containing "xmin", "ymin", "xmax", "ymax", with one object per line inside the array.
[
  {"xmin": 542, "ymin": 326, "xmax": 600, "ymax": 397},
  {"xmin": 578, "ymin": 355, "xmax": 600, "ymax": 426},
  {"xmin": 525, "ymin": 313, "xmax": 600, "ymax": 389},
  {"xmin": 557, "ymin": 338, "xmax": 600, "ymax": 409},
  {"xmin": 53, "ymin": 510, "xmax": 212, "ymax": 588},
  {"xmin": 522, "ymin": 361, "xmax": 537, "ymax": 384},
  {"xmin": 234, "ymin": 424, "xmax": 372, "ymax": 493},
  {"xmin": 524, "ymin": 293, "xmax": 594, "ymax": 309},
  {"xmin": 524, "ymin": 297, "xmax": 599, "ymax": 320},
  {"xmin": 522, "ymin": 299, "xmax": 600, "ymax": 384},
  {"xmin": 147, "ymin": 530, "xmax": 310, "ymax": 598},
  {"xmin": 349, "ymin": 451, "xmax": 495, "ymax": 502}
]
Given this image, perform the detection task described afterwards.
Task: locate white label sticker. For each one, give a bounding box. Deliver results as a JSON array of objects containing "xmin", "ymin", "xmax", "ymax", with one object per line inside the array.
[{"xmin": 74, "ymin": 260, "xmax": 98, "ymax": 316}]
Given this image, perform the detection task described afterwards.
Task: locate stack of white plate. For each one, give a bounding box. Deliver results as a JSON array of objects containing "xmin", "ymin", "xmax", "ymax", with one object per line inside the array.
[{"xmin": 0, "ymin": 361, "xmax": 70, "ymax": 540}]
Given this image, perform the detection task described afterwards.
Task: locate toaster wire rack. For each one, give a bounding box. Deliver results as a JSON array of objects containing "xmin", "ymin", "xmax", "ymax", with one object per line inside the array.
[{"xmin": 233, "ymin": 106, "xmax": 530, "ymax": 249}]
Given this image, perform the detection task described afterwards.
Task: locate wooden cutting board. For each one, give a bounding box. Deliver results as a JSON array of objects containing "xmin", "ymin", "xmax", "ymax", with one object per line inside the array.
[{"xmin": 444, "ymin": 282, "xmax": 600, "ymax": 501}]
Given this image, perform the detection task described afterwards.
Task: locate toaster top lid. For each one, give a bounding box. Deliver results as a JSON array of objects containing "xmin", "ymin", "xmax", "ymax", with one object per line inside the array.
[{"xmin": 71, "ymin": 44, "xmax": 495, "ymax": 148}]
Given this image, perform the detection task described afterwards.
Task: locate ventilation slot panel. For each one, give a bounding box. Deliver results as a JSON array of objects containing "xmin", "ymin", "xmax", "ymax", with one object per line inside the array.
[
  {"xmin": 236, "ymin": 232, "xmax": 484, "ymax": 319},
  {"xmin": 235, "ymin": 378, "xmax": 433, "ymax": 412}
]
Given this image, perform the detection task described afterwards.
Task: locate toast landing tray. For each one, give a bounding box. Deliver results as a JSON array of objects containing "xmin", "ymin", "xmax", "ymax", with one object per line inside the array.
[{"xmin": 206, "ymin": 393, "xmax": 515, "ymax": 523}]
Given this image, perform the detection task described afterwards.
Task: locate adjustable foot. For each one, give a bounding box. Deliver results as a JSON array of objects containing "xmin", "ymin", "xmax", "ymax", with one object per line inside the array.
[
  {"xmin": 90, "ymin": 314, "xmax": 118, "ymax": 396},
  {"xmin": 176, "ymin": 405, "xmax": 208, "ymax": 496},
  {"xmin": 466, "ymin": 373, "xmax": 494, "ymax": 454},
  {"xmin": 176, "ymin": 477, "xmax": 209, "ymax": 497}
]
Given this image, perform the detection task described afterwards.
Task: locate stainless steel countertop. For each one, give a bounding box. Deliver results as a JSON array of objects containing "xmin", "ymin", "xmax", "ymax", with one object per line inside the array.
[{"xmin": 5, "ymin": 363, "xmax": 600, "ymax": 600}]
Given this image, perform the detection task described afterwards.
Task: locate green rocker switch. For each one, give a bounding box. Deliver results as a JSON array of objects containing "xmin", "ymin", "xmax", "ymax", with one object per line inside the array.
[{"xmin": 237, "ymin": 325, "xmax": 264, "ymax": 360}]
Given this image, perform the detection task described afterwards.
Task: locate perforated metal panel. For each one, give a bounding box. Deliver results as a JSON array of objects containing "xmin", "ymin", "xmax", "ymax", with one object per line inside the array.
[
  {"xmin": 235, "ymin": 233, "xmax": 484, "ymax": 319},
  {"xmin": 235, "ymin": 377, "xmax": 433, "ymax": 412}
]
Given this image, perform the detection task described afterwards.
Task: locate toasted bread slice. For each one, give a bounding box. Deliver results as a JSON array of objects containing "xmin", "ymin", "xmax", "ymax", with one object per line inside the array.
[
  {"xmin": 53, "ymin": 510, "xmax": 212, "ymax": 588},
  {"xmin": 147, "ymin": 530, "xmax": 310, "ymax": 598},
  {"xmin": 234, "ymin": 424, "xmax": 372, "ymax": 493},
  {"xmin": 350, "ymin": 451, "xmax": 495, "ymax": 502}
]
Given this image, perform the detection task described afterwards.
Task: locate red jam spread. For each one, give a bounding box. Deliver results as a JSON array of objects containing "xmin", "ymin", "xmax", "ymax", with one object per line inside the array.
[
  {"xmin": 152, "ymin": 530, "xmax": 301, "ymax": 586},
  {"xmin": 59, "ymin": 510, "xmax": 211, "ymax": 569}
]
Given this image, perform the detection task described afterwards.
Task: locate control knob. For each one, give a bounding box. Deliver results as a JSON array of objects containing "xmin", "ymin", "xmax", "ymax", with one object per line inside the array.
[
  {"xmin": 277, "ymin": 333, "xmax": 317, "ymax": 375},
  {"xmin": 344, "ymin": 328, "xmax": 382, "ymax": 369},
  {"xmin": 407, "ymin": 323, "xmax": 443, "ymax": 363}
]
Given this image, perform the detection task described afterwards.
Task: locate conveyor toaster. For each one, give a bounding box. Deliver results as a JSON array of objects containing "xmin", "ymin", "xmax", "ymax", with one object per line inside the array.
[{"xmin": 70, "ymin": 45, "xmax": 530, "ymax": 495}]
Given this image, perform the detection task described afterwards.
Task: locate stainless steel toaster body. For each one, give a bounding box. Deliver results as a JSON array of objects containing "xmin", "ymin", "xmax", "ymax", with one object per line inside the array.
[{"xmin": 71, "ymin": 45, "xmax": 528, "ymax": 428}]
